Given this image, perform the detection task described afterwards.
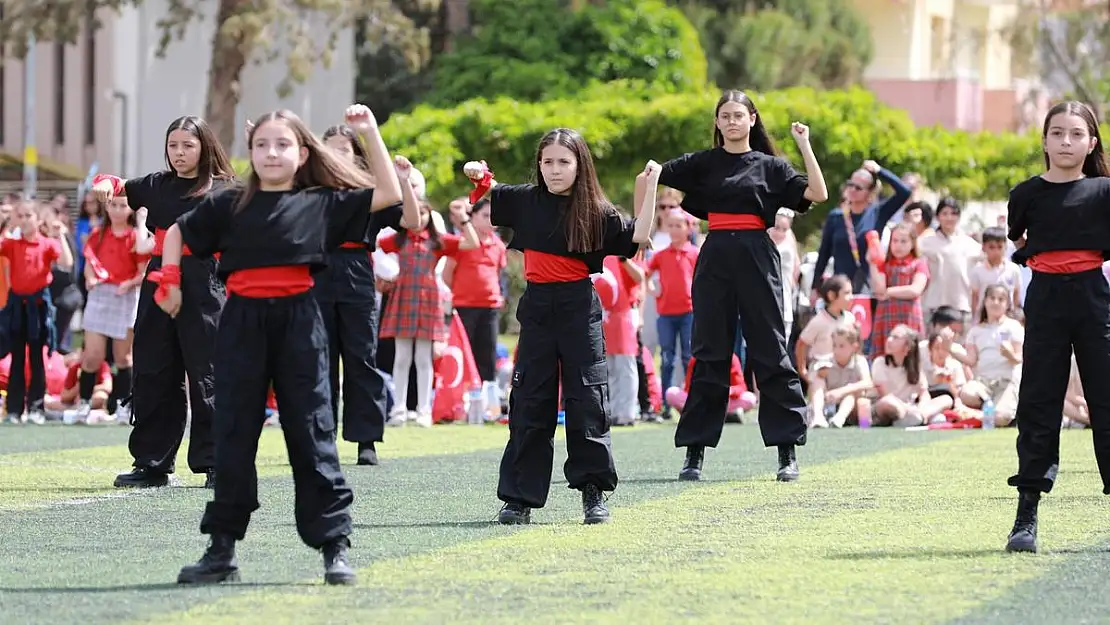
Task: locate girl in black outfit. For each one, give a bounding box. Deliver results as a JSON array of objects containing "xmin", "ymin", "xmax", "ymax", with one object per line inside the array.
[
  {"xmin": 655, "ymin": 91, "xmax": 828, "ymax": 483},
  {"xmin": 1004, "ymin": 101, "xmax": 1110, "ymax": 554},
  {"xmin": 93, "ymin": 116, "xmax": 237, "ymax": 489},
  {"xmin": 463, "ymin": 129, "xmax": 656, "ymax": 525},
  {"xmin": 162, "ymin": 105, "xmax": 413, "ymax": 585},
  {"xmin": 316, "ymin": 124, "xmax": 407, "ymax": 466}
]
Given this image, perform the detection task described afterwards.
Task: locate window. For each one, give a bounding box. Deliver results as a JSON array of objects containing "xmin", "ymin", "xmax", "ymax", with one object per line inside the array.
[
  {"xmin": 84, "ymin": 12, "xmax": 95, "ymax": 145},
  {"xmin": 54, "ymin": 41, "xmax": 65, "ymax": 145}
]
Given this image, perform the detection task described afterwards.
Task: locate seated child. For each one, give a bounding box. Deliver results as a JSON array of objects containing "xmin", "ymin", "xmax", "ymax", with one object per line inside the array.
[
  {"xmin": 872, "ymin": 324, "xmax": 953, "ymax": 427},
  {"xmin": 808, "ymin": 326, "xmax": 873, "ymax": 428},
  {"xmin": 666, "ymin": 354, "xmax": 755, "ymax": 422},
  {"xmin": 46, "ymin": 357, "xmax": 113, "ymax": 424},
  {"xmin": 922, "ymin": 332, "xmax": 968, "ymax": 400}
]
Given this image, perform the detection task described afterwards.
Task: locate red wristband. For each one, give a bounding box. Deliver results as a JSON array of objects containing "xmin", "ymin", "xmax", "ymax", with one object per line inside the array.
[
  {"xmin": 92, "ymin": 173, "xmax": 126, "ymax": 197},
  {"xmin": 468, "ymin": 161, "xmax": 494, "ymax": 204},
  {"xmin": 147, "ymin": 264, "xmax": 181, "ymax": 304}
]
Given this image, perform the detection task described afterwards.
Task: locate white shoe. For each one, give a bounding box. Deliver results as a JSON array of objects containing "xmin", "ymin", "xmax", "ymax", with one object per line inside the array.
[
  {"xmin": 413, "ymin": 411, "xmax": 433, "ymax": 428},
  {"xmin": 386, "ymin": 408, "xmax": 407, "ymax": 427}
]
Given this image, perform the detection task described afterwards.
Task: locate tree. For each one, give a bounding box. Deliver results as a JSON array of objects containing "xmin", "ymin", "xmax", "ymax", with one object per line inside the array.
[
  {"xmin": 0, "ymin": 0, "xmax": 381, "ymax": 149},
  {"xmin": 1005, "ymin": 0, "xmax": 1110, "ymax": 118},
  {"xmin": 354, "ymin": 0, "xmax": 445, "ymax": 123},
  {"xmin": 670, "ymin": 0, "xmax": 873, "ymax": 91},
  {"xmin": 426, "ymin": 0, "xmax": 707, "ymax": 106}
]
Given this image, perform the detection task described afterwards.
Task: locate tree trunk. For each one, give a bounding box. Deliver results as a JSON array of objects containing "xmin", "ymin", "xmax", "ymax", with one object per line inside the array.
[
  {"xmin": 204, "ymin": 0, "xmax": 251, "ymax": 151},
  {"xmin": 443, "ymin": 0, "xmax": 470, "ymax": 51}
]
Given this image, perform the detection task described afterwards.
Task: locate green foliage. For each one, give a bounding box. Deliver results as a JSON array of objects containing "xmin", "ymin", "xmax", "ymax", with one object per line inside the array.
[
  {"xmin": 672, "ymin": 0, "xmax": 873, "ymax": 92},
  {"xmin": 426, "ymin": 0, "xmax": 707, "ymax": 106},
  {"xmin": 380, "ymin": 83, "xmax": 1060, "ymax": 245}
]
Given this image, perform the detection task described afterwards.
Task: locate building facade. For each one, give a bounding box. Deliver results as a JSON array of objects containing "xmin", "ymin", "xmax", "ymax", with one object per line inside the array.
[
  {"xmin": 0, "ymin": 0, "xmax": 355, "ymax": 183},
  {"xmin": 855, "ymin": 0, "xmax": 1049, "ymax": 132}
]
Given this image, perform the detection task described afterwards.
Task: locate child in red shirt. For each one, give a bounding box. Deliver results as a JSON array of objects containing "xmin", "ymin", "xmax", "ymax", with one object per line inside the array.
[
  {"xmin": 646, "ymin": 208, "xmax": 698, "ymax": 398},
  {"xmin": 665, "ymin": 354, "xmax": 756, "ymax": 421},
  {"xmin": 0, "ymin": 201, "xmax": 74, "ymax": 423},
  {"xmin": 595, "ymin": 255, "xmax": 645, "ymax": 426},
  {"xmin": 442, "ymin": 198, "xmax": 507, "ymax": 418},
  {"xmin": 45, "ymin": 355, "xmax": 113, "ymax": 420},
  {"xmin": 80, "ymin": 176, "xmax": 151, "ymax": 423}
]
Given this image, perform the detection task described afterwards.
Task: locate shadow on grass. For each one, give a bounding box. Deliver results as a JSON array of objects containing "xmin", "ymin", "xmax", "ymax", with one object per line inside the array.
[
  {"xmin": 350, "ymin": 520, "xmax": 503, "ymax": 530},
  {"xmin": 827, "ymin": 545, "xmax": 1109, "ymax": 561},
  {"xmin": 0, "ymin": 581, "xmax": 304, "ymax": 593}
]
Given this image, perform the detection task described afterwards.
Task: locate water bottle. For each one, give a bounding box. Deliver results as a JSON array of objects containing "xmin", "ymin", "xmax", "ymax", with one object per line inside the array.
[
  {"xmin": 857, "ymin": 401, "xmax": 871, "ymax": 429},
  {"xmin": 982, "ymin": 399, "xmax": 996, "ymax": 430},
  {"xmin": 466, "ymin": 387, "xmax": 485, "ymax": 425}
]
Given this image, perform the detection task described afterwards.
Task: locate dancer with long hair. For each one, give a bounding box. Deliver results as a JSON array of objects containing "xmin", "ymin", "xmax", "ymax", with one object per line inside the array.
[
  {"xmin": 93, "ymin": 116, "xmax": 237, "ymax": 489},
  {"xmin": 1004, "ymin": 101, "xmax": 1110, "ymax": 553},
  {"xmin": 163, "ymin": 105, "xmax": 408, "ymax": 585},
  {"xmin": 653, "ymin": 90, "xmax": 828, "ymax": 482},
  {"xmin": 463, "ymin": 128, "xmax": 656, "ymax": 525}
]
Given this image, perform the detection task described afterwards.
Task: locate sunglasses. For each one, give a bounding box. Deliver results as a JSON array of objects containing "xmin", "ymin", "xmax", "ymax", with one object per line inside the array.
[
  {"xmin": 845, "ymin": 182, "xmax": 869, "ymax": 192},
  {"xmin": 658, "ymin": 203, "xmax": 680, "ymax": 210}
]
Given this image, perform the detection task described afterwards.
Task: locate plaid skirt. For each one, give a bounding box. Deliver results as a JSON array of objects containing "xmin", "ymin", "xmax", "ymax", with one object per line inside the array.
[
  {"xmin": 380, "ymin": 280, "xmax": 445, "ymax": 341},
  {"xmin": 82, "ymin": 283, "xmax": 141, "ymax": 340}
]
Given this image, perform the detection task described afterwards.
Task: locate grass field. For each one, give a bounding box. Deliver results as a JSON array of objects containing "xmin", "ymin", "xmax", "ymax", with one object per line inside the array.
[{"xmin": 1, "ymin": 421, "xmax": 1108, "ymax": 625}]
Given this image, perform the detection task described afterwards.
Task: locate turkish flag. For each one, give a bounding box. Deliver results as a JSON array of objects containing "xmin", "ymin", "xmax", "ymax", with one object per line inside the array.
[
  {"xmin": 851, "ymin": 295, "xmax": 873, "ymax": 340},
  {"xmin": 433, "ymin": 311, "xmax": 482, "ymax": 423}
]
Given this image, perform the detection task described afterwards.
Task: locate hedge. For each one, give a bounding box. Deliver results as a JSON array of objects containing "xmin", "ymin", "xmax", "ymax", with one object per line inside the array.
[{"xmin": 376, "ymin": 83, "xmax": 1074, "ymax": 243}]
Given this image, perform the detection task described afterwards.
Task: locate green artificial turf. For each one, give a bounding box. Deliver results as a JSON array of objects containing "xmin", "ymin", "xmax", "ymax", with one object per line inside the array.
[{"xmin": 0, "ymin": 423, "xmax": 1106, "ymax": 625}]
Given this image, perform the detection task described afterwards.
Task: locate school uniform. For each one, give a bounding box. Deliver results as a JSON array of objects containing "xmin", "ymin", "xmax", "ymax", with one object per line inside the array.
[
  {"xmin": 115, "ymin": 172, "xmax": 230, "ymax": 489},
  {"xmin": 82, "ymin": 227, "xmax": 148, "ymax": 340},
  {"xmin": 451, "ymin": 233, "xmax": 507, "ymax": 382},
  {"xmin": 311, "ymin": 202, "xmax": 402, "ymax": 465},
  {"xmin": 1004, "ymin": 175, "xmax": 1110, "ymax": 554},
  {"xmin": 174, "ymin": 185, "xmax": 365, "ymax": 585},
  {"xmin": 491, "ymin": 183, "xmax": 638, "ymax": 525},
  {"xmin": 659, "ymin": 148, "xmax": 811, "ymax": 482},
  {"xmin": 0, "ymin": 236, "xmax": 61, "ymax": 421}
]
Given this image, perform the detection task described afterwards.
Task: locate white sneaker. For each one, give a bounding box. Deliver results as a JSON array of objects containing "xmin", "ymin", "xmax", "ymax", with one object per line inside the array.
[
  {"xmin": 386, "ymin": 408, "xmax": 407, "ymax": 427},
  {"xmin": 413, "ymin": 411, "xmax": 433, "ymax": 428},
  {"xmin": 114, "ymin": 404, "xmax": 131, "ymax": 425},
  {"xmin": 26, "ymin": 410, "xmax": 45, "ymax": 425}
]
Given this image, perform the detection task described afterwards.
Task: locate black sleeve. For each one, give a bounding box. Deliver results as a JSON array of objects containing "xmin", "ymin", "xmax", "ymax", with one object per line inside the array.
[
  {"xmin": 325, "ymin": 188, "xmax": 376, "ymax": 250},
  {"xmin": 601, "ymin": 209, "xmax": 638, "ymax": 259},
  {"xmin": 1007, "ymin": 183, "xmax": 1029, "ymax": 243},
  {"xmin": 177, "ymin": 189, "xmax": 235, "ymax": 258},
  {"xmin": 659, "ymin": 151, "xmax": 706, "ymax": 193},
  {"xmin": 372, "ymin": 202, "xmax": 404, "ymax": 231},
  {"xmin": 769, "ymin": 156, "xmax": 812, "ymax": 213},
  {"xmin": 124, "ymin": 172, "xmax": 161, "ymax": 213},
  {"xmin": 490, "ymin": 184, "xmax": 535, "ymax": 228}
]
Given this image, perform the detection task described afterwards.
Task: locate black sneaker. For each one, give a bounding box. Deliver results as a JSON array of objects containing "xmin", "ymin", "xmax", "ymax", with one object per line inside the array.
[
  {"xmin": 497, "ymin": 502, "xmax": 531, "ymax": 525},
  {"xmin": 582, "ymin": 485, "xmax": 610, "ymax": 525},
  {"xmin": 1005, "ymin": 491, "xmax": 1039, "ymax": 553},
  {"xmin": 114, "ymin": 467, "xmax": 171, "ymax": 488},
  {"xmin": 177, "ymin": 534, "xmax": 241, "ymax": 584},
  {"xmin": 679, "ymin": 446, "xmax": 704, "ymax": 481},
  {"xmin": 776, "ymin": 445, "xmax": 799, "ymax": 482},
  {"xmin": 323, "ymin": 537, "xmax": 357, "ymax": 585},
  {"xmin": 203, "ymin": 470, "xmax": 216, "ymax": 489},
  {"xmin": 357, "ymin": 442, "xmax": 379, "ymax": 466}
]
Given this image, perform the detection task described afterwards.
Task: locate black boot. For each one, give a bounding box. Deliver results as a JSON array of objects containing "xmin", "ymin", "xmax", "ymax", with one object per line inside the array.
[
  {"xmin": 203, "ymin": 470, "xmax": 216, "ymax": 489},
  {"xmin": 357, "ymin": 442, "xmax": 379, "ymax": 466},
  {"xmin": 582, "ymin": 484, "xmax": 610, "ymax": 525},
  {"xmin": 177, "ymin": 534, "xmax": 240, "ymax": 584},
  {"xmin": 114, "ymin": 467, "xmax": 171, "ymax": 488},
  {"xmin": 497, "ymin": 502, "xmax": 531, "ymax": 525},
  {"xmin": 323, "ymin": 537, "xmax": 356, "ymax": 585},
  {"xmin": 679, "ymin": 446, "xmax": 704, "ymax": 481},
  {"xmin": 1005, "ymin": 490, "xmax": 1039, "ymax": 553},
  {"xmin": 776, "ymin": 445, "xmax": 799, "ymax": 482}
]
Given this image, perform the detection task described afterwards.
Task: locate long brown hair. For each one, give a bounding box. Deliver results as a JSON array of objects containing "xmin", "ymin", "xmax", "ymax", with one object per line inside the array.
[
  {"xmin": 1042, "ymin": 101, "xmax": 1110, "ymax": 177},
  {"xmin": 883, "ymin": 325, "xmax": 921, "ymax": 386},
  {"xmin": 237, "ymin": 110, "xmax": 375, "ymax": 213},
  {"xmin": 884, "ymin": 222, "xmax": 920, "ymax": 263},
  {"xmin": 322, "ymin": 124, "xmax": 371, "ymax": 172},
  {"xmin": 712, "ymin": 90, "xmax": 778, "ymax": 156},
  {"xmin": 92, "ymin": 198, "xmax": 137, "ymax": 252},
  {"xmin": 534, "ymin": 128, "xmax": 613, "ymax": 253},
  {"xmin": 164, "ymin": 116, "xmax": 237, "ymax": 197}
]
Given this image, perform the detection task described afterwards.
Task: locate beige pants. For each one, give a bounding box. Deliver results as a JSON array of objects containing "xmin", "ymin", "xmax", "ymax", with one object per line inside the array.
[{"xmin": 961, "ymin": 377, "xmax": 1018, "ymax": 426}]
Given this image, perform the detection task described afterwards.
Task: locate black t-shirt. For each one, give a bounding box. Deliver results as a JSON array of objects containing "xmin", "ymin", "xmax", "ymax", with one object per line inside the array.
[
  {"xmin": 490, "ymin": 183, "xmax": 638, "ymax": 274},
  {"xmin": 338, "ymin": 202, "xmax": 404, "ymax": 250},
  {"xmin": 659, "ymin": 148, "xmax": 810, "ymax": 225},
  {"xmin": 177, "ymin": 186, "xmax": 374, "ymax": 279},
  {"xmin": 124, "ymin": 171, "xmax": 233, "ymax": 232},
  {"xmin": 1008, "ymin": 176, "xmax": 1110, "ymax": 264}
]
